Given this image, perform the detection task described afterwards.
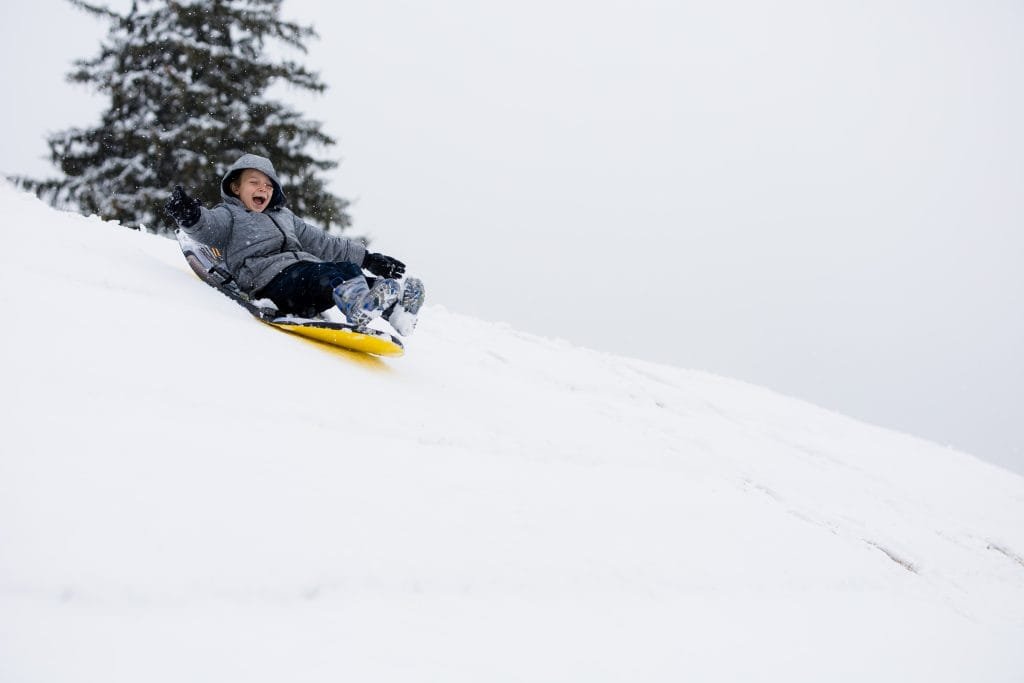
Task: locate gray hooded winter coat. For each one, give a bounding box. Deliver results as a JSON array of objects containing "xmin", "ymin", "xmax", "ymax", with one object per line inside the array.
[{"xmin": 180, "ymin": 153, "xmax": 366, "ymax": 294}]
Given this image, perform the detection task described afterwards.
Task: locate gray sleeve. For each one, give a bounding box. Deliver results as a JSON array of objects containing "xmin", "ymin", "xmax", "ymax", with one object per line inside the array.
[
  {"xmin": 293, "ymin": 216, "xmax": 367, "ymax": 267},
  {"xmin": 180, "ymin": 205, "xmax": 233, "ymax": 250}
]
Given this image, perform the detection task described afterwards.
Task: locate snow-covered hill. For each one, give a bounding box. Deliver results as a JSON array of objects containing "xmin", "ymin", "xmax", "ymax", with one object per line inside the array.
[{"xmin": 1, "ymin": 183, "xmax": 1023, "ymax": 682}]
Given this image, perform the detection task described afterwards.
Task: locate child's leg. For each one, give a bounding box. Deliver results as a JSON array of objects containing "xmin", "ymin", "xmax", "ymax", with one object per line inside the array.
[
  {"xmin": 257, "ymin": 261, "xmax": 363, "ymax": 317},
  {"xmin": 333, "ymin": 276, "xmax": 401, "ymax": 328}
]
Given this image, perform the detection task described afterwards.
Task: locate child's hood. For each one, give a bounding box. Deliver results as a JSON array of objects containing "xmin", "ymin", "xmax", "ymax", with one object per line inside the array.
[{"xmin": 220, "ymin": 153, "xmax": 287, "ymax": 209}]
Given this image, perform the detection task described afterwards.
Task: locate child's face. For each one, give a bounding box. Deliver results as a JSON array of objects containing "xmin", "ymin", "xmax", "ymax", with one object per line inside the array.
[{"xmin": 231, "ymin": 169, "xmax": 275, "ymax": 212}]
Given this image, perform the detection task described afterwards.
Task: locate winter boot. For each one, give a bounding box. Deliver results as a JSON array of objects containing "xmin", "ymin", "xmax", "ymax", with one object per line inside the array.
[
  {"xmin": 333, "ymin": 277, "xmax": 401, "ymax": 328},
  {"xmin": 386, "ymin": 277, "xmax": 426, "ymax": 336}
]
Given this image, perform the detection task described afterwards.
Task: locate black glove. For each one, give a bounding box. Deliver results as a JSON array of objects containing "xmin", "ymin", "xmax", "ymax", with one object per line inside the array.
[
  {"xmin": 164, "ymin": 185, "xmax": 202, "ymax": 227},
  {"xmin": 363, "ymin": 252, "xmax": 406, "ymax": 279}
]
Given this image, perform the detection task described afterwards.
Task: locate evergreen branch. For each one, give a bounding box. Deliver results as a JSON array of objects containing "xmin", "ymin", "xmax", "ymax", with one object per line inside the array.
[{"xmin": 66, "ymin": 0, "xmax": 122, "ymax": 20}]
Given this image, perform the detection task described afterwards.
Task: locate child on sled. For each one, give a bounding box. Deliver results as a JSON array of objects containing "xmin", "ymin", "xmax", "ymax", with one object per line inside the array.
[{"xmin": 165, "ymin": 153, "xmax": 424, "ymax": 334}]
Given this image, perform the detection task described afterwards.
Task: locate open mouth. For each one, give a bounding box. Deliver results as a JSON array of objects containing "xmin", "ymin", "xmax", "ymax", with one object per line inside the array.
[{"xmin": 252, "ymin": 195, "xmax": 268, "ymax": 208}]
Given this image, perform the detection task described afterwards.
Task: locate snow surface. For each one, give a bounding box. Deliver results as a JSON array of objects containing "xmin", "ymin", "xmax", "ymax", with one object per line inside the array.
[{"xmin": 1, "ymin": 183, "xmax": 1023, "ymax": 682}]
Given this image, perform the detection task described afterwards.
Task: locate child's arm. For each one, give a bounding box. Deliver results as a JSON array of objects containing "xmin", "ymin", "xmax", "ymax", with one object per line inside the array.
[
  {"xmin": 164, "ymin": 186, "xmax": 231, "ymax": 249},
  {"xmin": 292, "ymin": 214, "xmax": 367, "ymax": 267},
  {"xmin": 184, "ymin": 205, "xmax": 233, "ymax": 250}
]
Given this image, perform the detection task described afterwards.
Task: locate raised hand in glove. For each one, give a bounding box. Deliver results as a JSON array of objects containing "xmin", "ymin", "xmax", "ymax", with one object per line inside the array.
[
  {"xmin": 164, "ymin": 185, "xmax": 202, "ymax": 227},
  {"xmin": 363, "ymin": 252, "xmax": 406, "ymax": 279}
]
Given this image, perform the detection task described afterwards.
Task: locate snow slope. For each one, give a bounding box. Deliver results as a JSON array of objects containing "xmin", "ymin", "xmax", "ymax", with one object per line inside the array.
[{"xmin": 1, "ymin": 183, "xmax": 1023, "ymax": 682}]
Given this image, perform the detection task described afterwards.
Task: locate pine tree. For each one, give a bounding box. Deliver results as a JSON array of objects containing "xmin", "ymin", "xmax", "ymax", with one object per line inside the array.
[{"xmin": 24, "ymin": 0, "xmax": 350, "ymax": 235}]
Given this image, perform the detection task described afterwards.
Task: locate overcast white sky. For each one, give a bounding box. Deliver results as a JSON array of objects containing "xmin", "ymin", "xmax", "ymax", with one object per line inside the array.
[{"xmin": 2, "ymin": 0, "xmax": 1022, "ymax": 474}]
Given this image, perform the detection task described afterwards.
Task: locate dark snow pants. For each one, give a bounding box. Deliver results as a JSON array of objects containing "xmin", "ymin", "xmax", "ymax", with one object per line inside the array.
[{"xmin": 255, "ymin": 261, "xmax": 364, "ymax": 318}]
